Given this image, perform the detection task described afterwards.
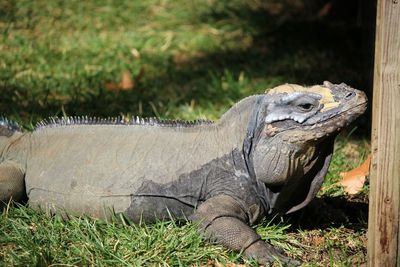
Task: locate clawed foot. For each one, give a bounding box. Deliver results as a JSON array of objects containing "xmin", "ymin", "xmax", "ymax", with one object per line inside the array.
[{"xmin": 245, "ymin": 240, "xmax": 302, "ymax": 266}]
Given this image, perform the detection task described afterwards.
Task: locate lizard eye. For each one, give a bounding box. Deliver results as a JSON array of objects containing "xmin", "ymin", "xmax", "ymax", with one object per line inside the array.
[
  {"xmin": 297, "ymin": 103, "xmax": 313, "ymax": 111},
  {"xmin": 345, "ymin": 91, "xmax": 355, "ymax": 99}
]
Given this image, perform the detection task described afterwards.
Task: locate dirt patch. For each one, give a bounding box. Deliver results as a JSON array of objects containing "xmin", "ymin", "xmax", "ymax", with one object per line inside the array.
[{"xmin": 292, "ymin": 228, "xmax": 367, "ymax": 266}]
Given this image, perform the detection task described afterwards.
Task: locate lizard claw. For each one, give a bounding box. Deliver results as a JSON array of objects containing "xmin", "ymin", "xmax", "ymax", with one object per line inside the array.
[{"xmin": 245, "ymin": 240, "xmax": 302, "ymax": 266}]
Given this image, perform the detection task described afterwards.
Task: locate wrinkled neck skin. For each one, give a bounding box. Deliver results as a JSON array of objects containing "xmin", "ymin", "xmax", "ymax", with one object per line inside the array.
[
  {"xmin": 0, "ymin": 132, "xmax": 28, "ymax": 167},
  {"xmin": 253, "ymin": 135, "xmax": 315, "ymax": 186},
  {"xmin": 214, "ymin": 95, "xmax": 264, "ymax": 152},
  {"xmin": 252, "ymin": 130, "xmax": 335, "ymax": 214}
]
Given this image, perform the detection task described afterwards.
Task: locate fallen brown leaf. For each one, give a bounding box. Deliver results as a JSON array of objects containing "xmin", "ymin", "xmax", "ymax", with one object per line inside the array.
[
  {"xmin": 105, "ymin": 71, "xmax": 133, "ymax": 92},
  {"xmin": 105, "ymin": 68, "xmax": 145, "ymax": 92},
  {"xmin": 120, "ymin": 71, "xmax": 134, "ymax": 90},
  {"xmin": 338, "ymin": 154, "xmax": 371, "ymax": 195}
]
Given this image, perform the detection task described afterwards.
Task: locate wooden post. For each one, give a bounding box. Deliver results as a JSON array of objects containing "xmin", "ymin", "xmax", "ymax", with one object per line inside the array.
[{"xmin": 368, "ymin": 0, "xmax": 400, "ymax": 266}]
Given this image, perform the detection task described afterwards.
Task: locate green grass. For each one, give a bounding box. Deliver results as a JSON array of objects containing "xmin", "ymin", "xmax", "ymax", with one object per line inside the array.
[
  {"xmin": 0, "ymin": 0, "xmax": 370, "ymax": 266},
  {"xmin": 0, "ymin": 204, "xmax": 230, "ymax": 266}
]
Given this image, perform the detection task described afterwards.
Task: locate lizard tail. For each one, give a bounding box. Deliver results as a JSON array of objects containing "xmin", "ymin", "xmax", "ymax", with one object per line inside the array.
[{"xmin": 0, "ymin": 117, "xmax": 21, "ymax": 137}]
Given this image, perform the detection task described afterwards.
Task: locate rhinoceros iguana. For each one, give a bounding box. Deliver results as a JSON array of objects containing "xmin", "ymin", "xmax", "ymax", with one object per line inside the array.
[{"xmin": 0, "ymin": 81, "xmax": 367, "ymax": 265}]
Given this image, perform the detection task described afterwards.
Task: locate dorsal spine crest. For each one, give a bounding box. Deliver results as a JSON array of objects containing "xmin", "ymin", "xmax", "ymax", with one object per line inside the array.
[{"xmin": 35, "ymin": 115, "xmax": 213, "ymax": 129}]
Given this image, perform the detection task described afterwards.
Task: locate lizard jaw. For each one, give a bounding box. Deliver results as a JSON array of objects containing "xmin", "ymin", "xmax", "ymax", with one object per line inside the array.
[{"xmin": 265, "ymin": 93, "xmax": 367, "ymax": 143}]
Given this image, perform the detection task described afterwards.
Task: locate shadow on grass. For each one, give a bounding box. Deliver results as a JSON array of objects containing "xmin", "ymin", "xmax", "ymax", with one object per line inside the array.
[
  {"xmin": 0, "ymin": 1, "xmax": 374, "ymax": 136},
  {"xmin": 285, "ymin": 195, "xmax": 368, "ymax": 231}
]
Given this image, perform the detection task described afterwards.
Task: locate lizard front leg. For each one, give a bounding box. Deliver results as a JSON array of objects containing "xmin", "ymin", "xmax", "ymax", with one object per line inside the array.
[
  {"xmin": 0, "ymin": 160, "xmax": 26, "ymax": 205},
  {"xmin": 191, "ymin": 195, "xmax": 301, "ymax": 266}
]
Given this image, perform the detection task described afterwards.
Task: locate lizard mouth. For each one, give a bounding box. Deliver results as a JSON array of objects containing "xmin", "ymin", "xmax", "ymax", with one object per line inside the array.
[
  {"xmin": 304, "ymin": 100, "xmax": 367, "ymax": 134},
  {"xmin": 265, "ymin": 97, "xmax": 367, "ymax": 141}
]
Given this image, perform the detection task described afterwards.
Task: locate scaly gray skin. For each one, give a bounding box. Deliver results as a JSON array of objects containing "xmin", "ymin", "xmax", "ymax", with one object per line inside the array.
[{"xmin": 0, "ymin": 81, "xmax": 367, "ymax": 265}]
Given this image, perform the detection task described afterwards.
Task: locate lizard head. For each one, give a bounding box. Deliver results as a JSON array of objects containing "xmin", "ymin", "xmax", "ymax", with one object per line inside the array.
[
  {"xmin": 261, "ymin": 81, "xmax": 367, "ymax": 143},
  {"xmin": 248, "ymin": 82, "xmax": 367, "ymax": 183},
  {"xmin": 248, "ymin": 82, "xmax": 367, "ymax": 214}
]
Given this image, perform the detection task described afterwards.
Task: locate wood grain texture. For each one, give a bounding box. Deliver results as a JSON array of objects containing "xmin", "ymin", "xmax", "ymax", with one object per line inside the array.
[{"xmin": 368, "ymin": 0, "xmax": 400, "ymax": 266}]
